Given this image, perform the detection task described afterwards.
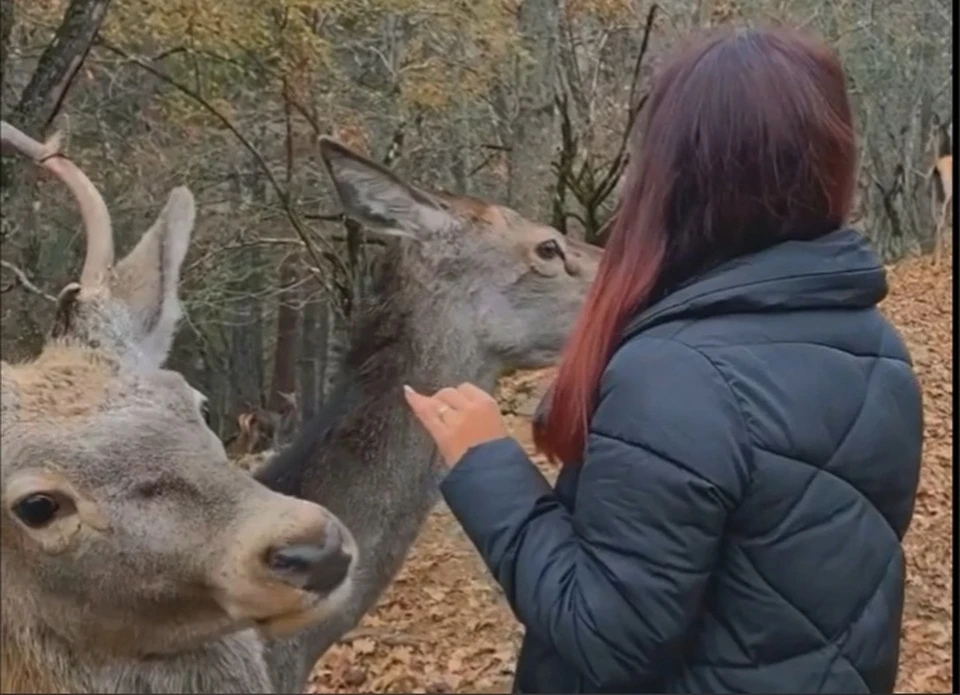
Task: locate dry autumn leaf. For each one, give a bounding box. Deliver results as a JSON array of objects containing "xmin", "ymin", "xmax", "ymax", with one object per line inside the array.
[{"xmin": 352, "ymin": 638, "xmax": 377, "ymax": 656}]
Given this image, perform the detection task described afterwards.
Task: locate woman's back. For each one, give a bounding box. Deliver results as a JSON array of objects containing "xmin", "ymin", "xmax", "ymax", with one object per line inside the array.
[
  {"xmin": 640, "ymin": 230, "xmax": 919, "ymax": 692},
  {"xmin": 508, "ymin": 227, "xmax": 922, "ymax": 693}
]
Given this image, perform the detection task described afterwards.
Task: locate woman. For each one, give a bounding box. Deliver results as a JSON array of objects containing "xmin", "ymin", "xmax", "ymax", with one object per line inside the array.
[{"xmin": 404, "ymin": 25, "xmax": 923, "ymax": 694}]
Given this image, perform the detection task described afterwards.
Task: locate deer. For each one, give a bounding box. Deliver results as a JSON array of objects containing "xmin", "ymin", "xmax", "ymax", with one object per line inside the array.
[
  {"xmin": 225, "ymin": 411, "xmax": 268, "ymax": 458},
  {"xmin": 224, "ymin": 411, "xmax": 272, "ymax": 472},
  {"xmin": 224, "ymin": 392, "xmax": 300, "ymax": 460},
  {"xmin": 0, "ymin": 122, "xmax": 601, "ymax": 693},
  {"xmin": 224, "ymin": 401, "xmax": 299, "ymax": 473},
  {"xmin": 0, "ymin": 121, "xmax": 359, "ymax": 693},
  {"xmin": 929, "ymin": 114, "xmax": 953, "ymax": 266},
  {"xmin": 252, "ymin": 138, "xmax": 602, "ymax": 691}
]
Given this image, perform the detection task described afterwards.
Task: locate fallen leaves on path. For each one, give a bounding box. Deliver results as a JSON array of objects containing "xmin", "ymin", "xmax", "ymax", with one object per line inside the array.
[
  {"xmin": 881, "ymin": 255, "xmax": 954, "ymax": 694},
  {"xmin": 308, "ymin": 253, "xmax": 954, "ymax": 694}
]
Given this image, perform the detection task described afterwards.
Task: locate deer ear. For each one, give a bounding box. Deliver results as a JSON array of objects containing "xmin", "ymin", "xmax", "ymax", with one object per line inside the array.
[
  {"xmin": 109, "ymin": 187, "xmax": 195, "ymax": 368},
  {"xmin": 318, "ymin": 137, "xmax": 453, "ymax": 239}
]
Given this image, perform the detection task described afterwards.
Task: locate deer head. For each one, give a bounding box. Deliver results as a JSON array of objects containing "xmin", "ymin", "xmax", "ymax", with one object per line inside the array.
[
  {"xmin": 317, "ymin": 138, "xmax": 602, "ymax": 378},
  {"xmin": 0, "ymin": 123, "xmax": 357, "ymax": 679}
]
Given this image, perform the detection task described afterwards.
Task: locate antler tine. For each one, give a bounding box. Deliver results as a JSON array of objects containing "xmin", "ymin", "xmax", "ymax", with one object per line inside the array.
[{"xmin": 1, "ymin": 120, "xmax": 114, "ymax": 288}]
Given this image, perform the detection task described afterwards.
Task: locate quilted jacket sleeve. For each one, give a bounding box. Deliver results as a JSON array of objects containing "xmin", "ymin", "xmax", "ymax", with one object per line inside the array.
[{"xmin": 439, "ymin": 337, "xmax": 753, "ymax": 689}]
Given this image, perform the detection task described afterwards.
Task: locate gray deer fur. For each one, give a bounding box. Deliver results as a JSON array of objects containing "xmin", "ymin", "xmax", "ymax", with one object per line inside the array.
[{"xmin": 0, "ymin": 130, "xmax": 600, "ymax": 693}]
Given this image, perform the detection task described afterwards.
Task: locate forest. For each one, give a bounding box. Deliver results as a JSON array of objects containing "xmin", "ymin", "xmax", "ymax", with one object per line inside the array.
[{"xmin": 0, "ymin": 0, "xmax": 953, "ymax": 692}]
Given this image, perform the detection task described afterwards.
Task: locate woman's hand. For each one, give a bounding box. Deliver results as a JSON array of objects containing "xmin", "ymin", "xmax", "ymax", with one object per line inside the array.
[{"xmin": 403, "ymin": 383, "xmax": 510, "ymax": 467}]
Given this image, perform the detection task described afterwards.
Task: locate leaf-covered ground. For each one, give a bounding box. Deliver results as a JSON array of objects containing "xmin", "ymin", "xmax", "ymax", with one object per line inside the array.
[{"xmin": 308, "ymin": 254, "xmax": 954, "ymax": 694}]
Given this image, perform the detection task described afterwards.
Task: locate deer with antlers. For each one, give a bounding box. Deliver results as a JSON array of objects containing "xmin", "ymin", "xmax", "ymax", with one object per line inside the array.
[
  {"xmin": 0, "ymin": 122, "xmax": 358, "ymax": 693},
  {"xmin": 0, "ymin": 121, "xmax": 601, "ymax": 693}
]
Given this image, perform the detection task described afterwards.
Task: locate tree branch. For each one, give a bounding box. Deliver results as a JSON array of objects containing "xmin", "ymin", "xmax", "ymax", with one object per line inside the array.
[
  {"xmin": 11, "ymin": 0, "xmax": 111, "ymax": 135},
  {"xmin": 93, "ymin": 37, "xmax": 346, "ymax": 289},
  {"xmin": 0, "ymin": 259, "xmax": 57, "ymax": 302},
  {"xmin": 0, "ymin": 0, "xmax": 14, "ymax": 94}
]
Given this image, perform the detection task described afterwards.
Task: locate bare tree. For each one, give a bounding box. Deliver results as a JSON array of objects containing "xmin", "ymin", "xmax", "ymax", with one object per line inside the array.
[
  {"xmin": 502, "ymin": 0, "xmax": 560, "ymax": 221},
  {"xmin": 0, "ymin": 0, "xmax": 14, "ymax": 95},
  {"xmin": 8, "ymin": 0, "xmax": 111, "ymax": 135}
]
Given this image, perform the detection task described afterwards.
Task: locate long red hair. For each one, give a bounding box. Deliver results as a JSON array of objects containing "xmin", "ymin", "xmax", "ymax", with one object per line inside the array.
[{"xmin": 534, "ymin": 26, "xmax": 858, "ymax": 464}]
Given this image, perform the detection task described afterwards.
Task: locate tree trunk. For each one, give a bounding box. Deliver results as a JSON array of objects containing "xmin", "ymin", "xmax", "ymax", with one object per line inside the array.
[
  {"xmin": 267, "ymin": 253, "xmax": 299, "ymax": 412},
  {"xmin": 267, "ymin": 252, "xmax": 300, "ymax": 444},
  {"xmin": 910, "ymin": 5, "xmax": 943, "ymax": 251},
  {"xmin": 227, "ymin": 161, "xmax": 267, "ymax": 418},
  {"xmin": 505, "ymin": 0, "xmax": 559, "ymax": 221},
  {"xmin": 10, "ymin": 0, "xmax": 111, "ymax": 135},
  {"xmin": 298, "ymin": 281, "xmax": 319, "ymax": 423},
  {"xmin": 0, "ymin": 0, "xmax": 14, "ymax": 95},
  {"xmin": 314, "ymin": 292, "xmax": 330, "ymax": 409},
  {"xmin": 229, "ymin": 290, "xmax": 265, "ymax": 416},
  {"xmin": 324, "ymin": 302, "xmax": 349, "ymax": 399}
]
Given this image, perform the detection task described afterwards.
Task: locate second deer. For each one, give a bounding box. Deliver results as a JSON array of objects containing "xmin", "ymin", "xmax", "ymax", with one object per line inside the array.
[{"xmin": 254, "ymin": 139, "xmax": 602, "ymax": 691}]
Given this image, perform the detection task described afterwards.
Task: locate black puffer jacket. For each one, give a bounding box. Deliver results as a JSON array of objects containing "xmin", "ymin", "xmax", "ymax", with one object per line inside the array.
[{"xmin": 440, "ymin": 228, "xmax": 924, "ymax": 693}]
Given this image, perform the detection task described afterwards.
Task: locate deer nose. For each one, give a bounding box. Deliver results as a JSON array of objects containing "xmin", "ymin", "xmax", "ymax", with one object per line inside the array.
[{"xmin": 265, "ymin": 522, "xmax": 352, "ymax": 595}]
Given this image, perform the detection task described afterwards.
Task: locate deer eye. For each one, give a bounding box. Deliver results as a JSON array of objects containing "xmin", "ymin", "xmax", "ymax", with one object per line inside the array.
[
  {"xmin": 13, "ymin": 493, "xmax": 61, "ymax": 528},
  {"xmin": 535, "ymin": 239, "xmax": 564, "ymax": 261}
]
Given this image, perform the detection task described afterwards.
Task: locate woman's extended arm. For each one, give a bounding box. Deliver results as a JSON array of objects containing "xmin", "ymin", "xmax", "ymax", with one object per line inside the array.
[{"xmin": 439, "ymin": 338, "xmax": 753, "ymax": 689}]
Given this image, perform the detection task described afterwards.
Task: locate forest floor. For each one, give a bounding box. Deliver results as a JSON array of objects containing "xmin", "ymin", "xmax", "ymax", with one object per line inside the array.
[{"xmin": 307, "ymin": 253, "xmax": 954, "ymax": 695}]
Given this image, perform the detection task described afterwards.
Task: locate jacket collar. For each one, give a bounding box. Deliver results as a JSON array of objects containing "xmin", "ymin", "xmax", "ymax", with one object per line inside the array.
[{"xmin": 621, "ymin": 227, "xmax": 887, "ymax": 342}]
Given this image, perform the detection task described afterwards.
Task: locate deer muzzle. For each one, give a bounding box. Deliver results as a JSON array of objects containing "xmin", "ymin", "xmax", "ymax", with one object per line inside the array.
[
  {"xmin": 212, "ymin": 494, "xmax": 356, "ymax": 630},
  {"xmin": 266, "ymin": 521, "xmax": 353, "ymax": 595}
]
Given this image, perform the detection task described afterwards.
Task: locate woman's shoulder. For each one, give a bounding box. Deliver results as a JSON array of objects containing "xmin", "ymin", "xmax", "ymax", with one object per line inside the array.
[
  {"xmin": 599, "ymin": 306, "xmax": 920, "ymax": 448},
  {"xmin": 606, "ymin": 307, "xmax": 922, "ymax": 480},
  {"xmin": 591, "ymin": 334, "xmax": 754, "ymax": 503},
  {"xmin": 596, "ymin": 334, "xmax": 750, "ymax": 442}
]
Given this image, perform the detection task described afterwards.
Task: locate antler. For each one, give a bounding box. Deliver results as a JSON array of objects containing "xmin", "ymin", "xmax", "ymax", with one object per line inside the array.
[{"xmin": 1, "ymin": 120, "xmax": 114, "ymax": 287}]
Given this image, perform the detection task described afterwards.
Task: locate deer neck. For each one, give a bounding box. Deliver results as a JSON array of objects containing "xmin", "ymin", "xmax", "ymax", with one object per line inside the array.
[
  {"xmin": 1, "ymin": 625, "xmax": 72, "ymax": 694},
  {"xmin": 261, "ymin": 287, "xmax": 499, "ymax": 556},
  {"xmin": 256, "ymin": 275, "xmax": 502, "ymax": 688},
  {"xmin": 1, "ymin": 606, "xmax": 275, "ymax": 694}
]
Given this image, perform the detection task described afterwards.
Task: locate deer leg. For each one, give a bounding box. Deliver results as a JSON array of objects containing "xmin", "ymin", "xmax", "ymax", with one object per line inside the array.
[
  {"xmin": 931, "ymin": 180, "xmax": 940, "ymax": 266},
  {"xmin": 933, "ymin": 212, "xmax": 940, "ymax": 268},
  {"xmin": 939, "ymin": 195, "xmax": 953, "ymax": 267}
]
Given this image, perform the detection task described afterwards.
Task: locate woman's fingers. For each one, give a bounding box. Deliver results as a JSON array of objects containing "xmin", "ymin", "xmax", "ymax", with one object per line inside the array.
[
  {"xmin": 457, "ymin": 382, "xmax": 497, "ymax": 404},
  {"xmin": 435, "ymin": 386, "xmax": 471, "ymax": 411},
  {"xmin": 404, "ymin": 383, "xmax": 509, "ymax": 468},
  {"xmin": 403, "ymin": 386, "xmax": 447, "ymax": 440}
]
